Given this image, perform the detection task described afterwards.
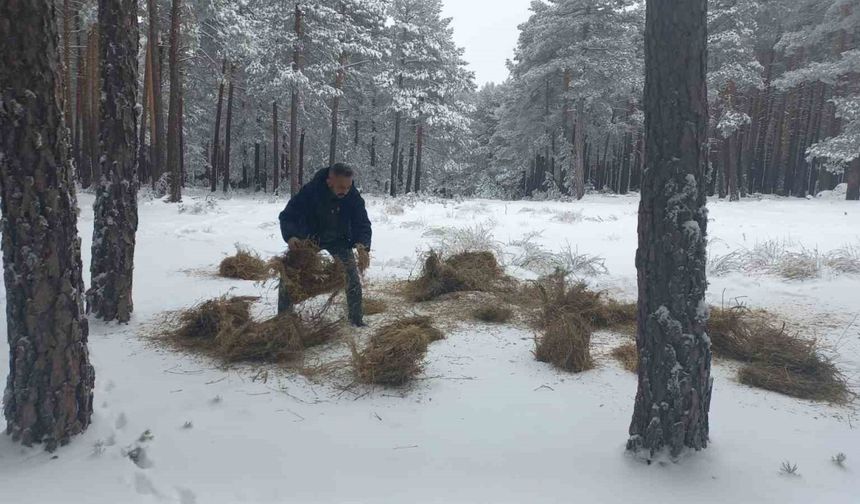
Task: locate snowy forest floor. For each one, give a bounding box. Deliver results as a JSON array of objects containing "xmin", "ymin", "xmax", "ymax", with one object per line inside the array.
[{"xmin": 1, "ymin": 189, "xmax": 859, "ymax": 504}]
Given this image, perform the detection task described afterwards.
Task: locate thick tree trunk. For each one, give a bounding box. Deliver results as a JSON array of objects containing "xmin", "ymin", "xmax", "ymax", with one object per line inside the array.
[
  {"xmin": 166, "ymin": 0, "xmax": 182, "ymax": 202},
  {"xmin": 211, "ymin": 59, "xmax": 226, "ymax": 192},
  {"xmin": 727, "ymin": 133, "xmax": 739, "ymax": 201},
  {"xmin": 147, "ymin": 0, "xmax": 165, "ymax": 187},
  {"xmin": 290, "ymin": 3, "xmax": 304, "ymax": 196},
  {"xmin": 405, "ymin": 124, "xmax": 416, "ymax": 194},
  {"xmin": 628, "ymin": 0, "xmax": 712, "ymax": 459},
  {"xmin": 88, "ymin": 0, "xmax": 140, "ymax": 323},
  {"xmin": 223, "ymin": 64, "xmax": 234, "ymax": 193},
  {"xmin": 74, "ymin": 10, "xmax": 84, "ymax": 175},
  {"xmin": 63, "ymin": 0, "xmax": 74, "ymax": 140},
  {"xmin": 272, "ymin": 101, "xmax": 280, "ymax": 192},
  {"xmin": 0, "ymin": 0, "xmax": 95, "ymax": 450}
]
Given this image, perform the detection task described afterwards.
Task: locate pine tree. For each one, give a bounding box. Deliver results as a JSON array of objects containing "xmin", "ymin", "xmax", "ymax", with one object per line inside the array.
[
  {"xmin": 0, "ymin": 0, "xmax": 95, "ymax": 450},
  {"xmin": 627, "ymin": 0, "xmax": 713, "ymax": 459},
  {"xmin": 167, "ymin": 0, "xmax": 184, "ymax": 202},
  {"xmin": 88, "ymin": 0, "xmax": 140, "ymax": 323}
]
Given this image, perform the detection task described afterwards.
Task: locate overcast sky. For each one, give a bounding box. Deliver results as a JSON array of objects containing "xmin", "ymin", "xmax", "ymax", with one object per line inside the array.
[{"xmin": 441, "ymin": 0, "xmax": 534, "ymax": 86}]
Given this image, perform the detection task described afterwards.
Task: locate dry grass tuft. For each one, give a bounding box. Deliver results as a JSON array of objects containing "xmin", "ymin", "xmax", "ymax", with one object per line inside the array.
[
  {"xmin": 269, "ymin": 239, "xmax": 346, "ymax": 304},
  {"xmin": 404, "ymin": 250, "xmax": 504, "ymax": 302},
  {"xmin": 218, "ymin": 248, "xmax": 271, "ymax": 281},
  {"xmin": 357, "ymin": 246, "xmax": 371, "ymax": 273},
  {"xmin": 363, "ymin": 297, "xmax": 388, "ymax": 316},
  {"xmin": 534, "ymin": 314, "xmax": 594, "ymax": 372},
  {"xmin": 708, "ymin": 306, "xmax": 848, "ymax": 403},
  {"xmin": 611, "ymin": 342, "xmax": 638, "ymax": 373},
  {"xmin": 532, "ymin": 272, "xmax": 636, "ymax": 331},
  {"xmin": 163, "ymin": 295, "xmax": 340, "ymax": 364},
  {"xmin": 472, "ymin": 305, "xmax": 513, "ymax": 323},
  {"xmin": 350, "ymin": 316, "xmax": 443, "ymax": 386}
]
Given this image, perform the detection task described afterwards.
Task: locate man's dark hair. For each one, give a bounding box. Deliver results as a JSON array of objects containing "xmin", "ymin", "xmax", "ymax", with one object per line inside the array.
[{"xmin": 330, "ymin": 163, "xmax": 354, "ymax": 177}]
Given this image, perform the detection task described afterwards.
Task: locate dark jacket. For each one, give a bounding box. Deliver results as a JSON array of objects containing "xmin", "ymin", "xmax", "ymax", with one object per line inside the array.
[{"xmin": 278, "ymin": 168, "xmax": 372, "ymax": 251}]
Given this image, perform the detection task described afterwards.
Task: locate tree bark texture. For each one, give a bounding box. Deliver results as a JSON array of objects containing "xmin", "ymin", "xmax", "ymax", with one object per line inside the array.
[
  {"xmin": 166, "ymin": 0, "xmax": 183, "ymax": 202},
  {"xmin": 146, "ymin": 0, "xmax": 165, "ymax": 187},
  {"xmin": 88, "ymin": 0, "xmax": 140, "ymax": 324},
  {"xmin": 0, "ymin": 0, "xmax": 95, "ymax": 450},
  {"xmin": 290, "ymin": 3, "xmax": 304, "ymax": 196},
  {"xmin": 211, "ymin": 59, "xmax": 226, "ymax": 192},
  {"xmin": 223, "ymin": 65, "xmax": 234, "ymax": 193},
  {"xmin": 272, "ymin": 101, "xmax": 279, "ymax": 191},
  {"xmin": 628, "ymin": 0, "xmax": 712, "ymax": 459},
  {"xmin": 572, "ymin": 99, "xmax": 586, "ymax": 199}
]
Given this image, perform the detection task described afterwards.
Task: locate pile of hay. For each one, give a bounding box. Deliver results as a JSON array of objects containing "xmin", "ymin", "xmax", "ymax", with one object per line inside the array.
[
  {"xmin": 357, "ymin": 245, "xmax": 371, "ymax": 274},
  {"xmin": 351, "ymin": 316, "xmax": 444, "ymax": 386},
  {"xmin": 472, "ymin": 305, "xmax": 513, "ymax": 323},
  {"xmin": 533, "ymin": 272, "xmax": 636, "ymax": 331},
  {"xmin": 708, "ymin": 307, "xmax": 848, "ymax": 402},
  {"xmin": 269, "ymin": 239, "xmax": 346, "ymax": 304},
  {"xmin": 404, "ymin": 250, "xmax": 504, "ymax": 302},
  {"xmin": 363, "ymin": 297, "xmax": 388, "ymax": 316},
  {"xmin": 218, "ymin": 248, "xmax": 271, "ymax": 281},
  {"xmin": 534, "ymin": 314, "xmax": 594, "ymax": 372},
  {"xmin": 165, "ymin": 295, "xmax": 340, "ymax": 364},
  {"xmin": 611, "ymin": 342, "xmax": 638, "ymax": 373}
]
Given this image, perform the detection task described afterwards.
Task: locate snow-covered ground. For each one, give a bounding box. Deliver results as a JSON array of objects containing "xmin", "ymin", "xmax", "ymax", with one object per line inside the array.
[{"xmin": 1, "ymin": 189, "xmax": 858, "ymax": 504}]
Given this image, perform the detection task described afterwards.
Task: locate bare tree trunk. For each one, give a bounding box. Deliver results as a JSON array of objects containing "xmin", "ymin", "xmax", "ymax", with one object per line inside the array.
[
  {"xmin": 88, "ymin": 0, "xmax": 140, "ymax": 323},
  {"xmin": 330, "ymin": 51, "xmax": 348, "ymax": 167},
  {"xmin": 147, "ymin": 0, "xmax": 165, "ymax": 187},
  {"xmin": 1, "ymin": 0, "xmax": 95, "ymax": 450},
  {"xmin": 389, "ymin": 107, "xmax": 403, "ymax": 197},
  {"xmin": 405, "ymin": 123, "xmax": 416, "ymax": 194},
  {"xmin": 166, "ymin": 0, "xmax": 182, "ymax": 202},
  {"xmin": 223, "ymin": 64, "xmax": 234, "ymax": 193},
  {"xmin": 74, "ymin": 9, "xmax": 84, "ymax": 175},
  {"xmin": 572, "ymin": 99, "xmax": 586, "ymax": 199},
  {"xmin": 299, "ymin": 129, "xmax": 306, "ymax": 185},
  {"xmin": 254, "ymin": 142, "xmax": 261, "ymax": 192},
  {"xmin": 414, "ymin": 119, "xmax": 424, "ymax": 193},
  {"xmin": 211, "ymin": 59, "xmax": 226, "ymax": 192},
  {"xmin": 139, "ymin": 38, "xmax": 151, "ymax": 185},
  {"xmin": 628, "ymin": 0, "xmax": 712, "ymax": 459},
  {"xmin": 847, "ymin": 158, "xmax": 860, "ymax": 200},
  {"xmin": 272, "ymin": 101, "xmax": 280, "ymax": 192},
  {"xmin": 289, "ymin": 3, "xmax": 304, "ymax": 196},
  {"xmin": 63, "ymin": 0, "xmax": 73, "ymax": 140},
  {"xmin": 727, "ymin": 133, "xmax": 739, "ymax": 201}
]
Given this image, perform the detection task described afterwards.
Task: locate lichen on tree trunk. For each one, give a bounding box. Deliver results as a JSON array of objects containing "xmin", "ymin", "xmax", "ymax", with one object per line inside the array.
[
  {"xmin": 628, "ymin": 0, "xmax": 713, "ymax": 460},
  {"xmin": 87, "ymin": 0, "xmax": 140, "ymax": 323},
  {"xmin": 0, "ymin": 0, "xmax": 95, "ymax": 450}
]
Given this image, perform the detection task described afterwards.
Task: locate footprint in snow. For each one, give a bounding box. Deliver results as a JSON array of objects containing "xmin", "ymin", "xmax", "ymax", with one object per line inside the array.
[
  {"xmin": 176, "ymin": 487, "xmax": 197, "ymax": 504},
  {"xmin": 115, "ymin": 412, "xmax": 127, "ymax": 430}
]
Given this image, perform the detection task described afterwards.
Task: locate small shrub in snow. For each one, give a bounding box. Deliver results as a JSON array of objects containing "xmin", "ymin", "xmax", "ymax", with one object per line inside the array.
[
  {"xmin": 508, "ymin": 233, "xmax": 608, "ymax": 278},
  {"xmin": 824, "ymin": 244, "xmax": 860, "ymax": 274},
  {"xmin": 709, "ymin": 239, "xmax": 860, "ymax": 279},
  {"xmin": 423, "ymin": 221, "xmax": 500, "ymax": 256},
  {"xmin": 384, "ymin": 203, "xmax": 405, "ymax": 215},
  {"xmin": 832, "ymin": 452, "xmax": 847, "ymax": 467},
  {"xmin": 551, "ymin": 210, "xmax": 584, "ymax": 223},
  {"xmin": 779, "ymin": 461, "xmax": 800, "ymax": 476}
]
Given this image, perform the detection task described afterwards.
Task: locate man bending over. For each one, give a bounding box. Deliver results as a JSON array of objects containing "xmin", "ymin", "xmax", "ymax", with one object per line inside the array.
[{"xmin": 278, "ymin": 163, "xmax": 372, "ymax": 326}]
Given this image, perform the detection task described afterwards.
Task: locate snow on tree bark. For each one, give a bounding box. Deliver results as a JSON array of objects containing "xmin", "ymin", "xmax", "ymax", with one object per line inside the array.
[
  {"xmin": 0, "ymin": 0, "xmax": 95, "ymax": 450},
  {"xmin": 88, "ymin": 0, "xmax": 140, "ymax": 324},
  {"xmin": 628, "ymin": 0, "xmax": 713, "ymax": 459}
]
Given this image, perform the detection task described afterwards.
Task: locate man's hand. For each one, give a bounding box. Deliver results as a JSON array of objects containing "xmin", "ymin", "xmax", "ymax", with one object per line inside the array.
[
  {"xmin": 287, "ymin": 237, "xmax": 301, "ymax": 250},
  {"xmin": 356, "ymin": 244, "xmax": 370, "ymax": 273}
]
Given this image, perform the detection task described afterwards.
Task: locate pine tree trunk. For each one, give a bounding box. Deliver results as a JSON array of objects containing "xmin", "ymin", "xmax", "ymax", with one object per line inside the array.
[
  {"xmin": 847, "ymin": 158, "xmax": 860, "ymax": 201},
  {"xmin": 329, "ymin": 51, "xmax": 348, "ymax": 167},
  {"xmin": 166, "ymin": 0, "xmax": 182, "ymax": 202},
  {"xmin": 289, "ymin": 3, "xmax": 304, "ymax": 196},
  {"xmin": 272, "ymin": 101, "xmax": 280, "ymax": 192},
  {"xmin": 139, "ymin": 38, "xmax": 152, "ymax": 185},
  {"xmin": 88, "ymin": 0, "xmax": 140, "ymax": 323},
  {"xmin": 405, "ymin": 124, "xmax": 416, "ymax": 194},
  {"xmin": 628, "ymin": 0, "xmax": 712, "ymax": 459},
  {"xmin": 1, "ymin": 0, "xmax": 95, "ymax": 450},
  {"xmin": 223, "ymin": 64, "xmax": 234, "ymax": 193},
  {"xmin": 74, "ymin": 9, "xmax": 85, "ymax": 177},
  {"xmin": 254, "ymin": 142, "xmax": 261, "ymax": 192},
  {"xmin": 414, "ymin": 119, "xmax": 424, "ymax": 193},
  {"xmin": 211, "ymin": 59, "xmax": 226, "ymax": 192},
  {"xmin": 572, "ymin": 99, "xmax": 586, "ymax": 199},
  {"xmin": 370, "ymin": 95, "xmax": 377, "ymax": 171},
  {"xmin": 147, "ymin": 0, "xmax": 165, "ymax": 187},
  {"xmin": 299, "ymin": 128, "xmax": 305, "ymax": 185},
  {"xmin": 63, "ymin": 0, "xmax": 74, "ymax": 141},
  {"xmin": 727, "ymin": 133, "xmax": 739, "ymax": 201},
  {"xmin": 390, "ymin": 107, "xmax": 402, "ymax": 197}
]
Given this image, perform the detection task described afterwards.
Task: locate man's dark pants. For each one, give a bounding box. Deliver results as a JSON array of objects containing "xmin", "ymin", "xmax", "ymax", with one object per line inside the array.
[{"xmin": 277, "ymin": 247, "xmax": 363, "ymax": 323}]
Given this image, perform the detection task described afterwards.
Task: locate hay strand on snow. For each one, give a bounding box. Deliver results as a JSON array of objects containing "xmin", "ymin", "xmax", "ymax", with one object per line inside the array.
[
  {"xmin": 404, "ymin": 250, "xmax": 503, "ymax": 302},
  {"xmin": 472, "ymin": 305, "xmax": 513, "ymax": 323},
  {"xmin": 351, "ymin": 316, "xmax": 443, "ymax": 386},
  {"xmin": 218, "ymin": 247, "xmax": 271, "ymax": 281},
  {"xmin": 269, "ymin": 239, "xmax": 346, "ymax": 304},
  {"xmin": 611, "ymin": 342, "xmax": 638, "ymax": 373},
  {"xmin": 534, "ymin": 313, "xmax": 594, "ymax": 373}
]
